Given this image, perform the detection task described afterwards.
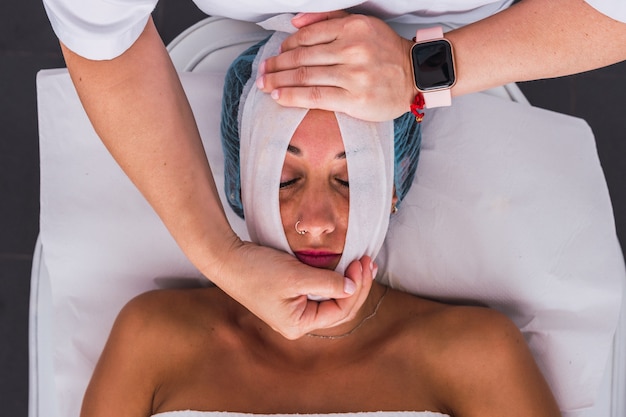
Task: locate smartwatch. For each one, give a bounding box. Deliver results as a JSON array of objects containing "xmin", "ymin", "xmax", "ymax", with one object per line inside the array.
[{"xmin": 410, "ymin": 27, "xmax": 456, "ymax": 108}]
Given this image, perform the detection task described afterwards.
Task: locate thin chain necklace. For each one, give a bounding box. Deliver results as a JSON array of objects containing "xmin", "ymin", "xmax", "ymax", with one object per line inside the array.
[{"xmin": 306, "ymin": 286, "xmax": 389, "ymax": 340}]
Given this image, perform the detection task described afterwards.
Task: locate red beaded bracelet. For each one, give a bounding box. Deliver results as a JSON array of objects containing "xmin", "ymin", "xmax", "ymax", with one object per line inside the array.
[{"xmin": 410, "ymin": 93, "xmax": 425, "ymax": 123}]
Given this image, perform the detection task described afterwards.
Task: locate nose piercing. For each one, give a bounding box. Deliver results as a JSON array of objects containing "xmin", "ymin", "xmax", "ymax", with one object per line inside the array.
[{"xmin": 295, "ymin": 220, "xmax": 307, "ymax": 235}]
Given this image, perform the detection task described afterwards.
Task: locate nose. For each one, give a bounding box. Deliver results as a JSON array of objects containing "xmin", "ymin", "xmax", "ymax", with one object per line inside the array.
[{"xmin": 298, "ymin": 184, "xmax": 338, "ymax": 238}]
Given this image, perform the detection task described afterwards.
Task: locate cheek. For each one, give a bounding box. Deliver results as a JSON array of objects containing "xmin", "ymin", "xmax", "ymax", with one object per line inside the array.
[
  {"xmin": 279, "ymin": 196, "xmax": 297, "ymax": 248},
  {"xmin": 336, "ymin": 197, "xmax": 350, "ymax": 236}
]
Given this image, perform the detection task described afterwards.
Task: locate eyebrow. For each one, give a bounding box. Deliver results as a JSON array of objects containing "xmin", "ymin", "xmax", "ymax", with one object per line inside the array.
[{"xmin": 287, "ymin": 144, "xmax": 346, "ymax": 159}]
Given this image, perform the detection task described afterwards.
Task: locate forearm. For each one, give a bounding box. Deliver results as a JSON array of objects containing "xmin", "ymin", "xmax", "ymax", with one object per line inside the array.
[
  {"xmin": 61, "ymin": 18, "xmax": 237, "ymax": 279},
  {"xmin": 449, "ymin": 0, "xmax": 626, "ymax": 96},
  {"xmin": 61, "ymin": 17, "xmax": 371, "ymax": 339},
  {"xmin": 264, "ymin": 2, "xmax": 626, "ymax": 120}
]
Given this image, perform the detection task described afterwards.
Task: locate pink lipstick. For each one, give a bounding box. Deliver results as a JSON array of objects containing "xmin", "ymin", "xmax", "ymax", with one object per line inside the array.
[{"xmin": 294, "ymin": 251, "xmax": 341, "ymax": 269}]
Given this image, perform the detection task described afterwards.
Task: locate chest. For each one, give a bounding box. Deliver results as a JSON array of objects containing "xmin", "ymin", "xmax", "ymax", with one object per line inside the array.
[{"xmin": 153, "ymin": 339, "xmax": 440, "ymax": 414}]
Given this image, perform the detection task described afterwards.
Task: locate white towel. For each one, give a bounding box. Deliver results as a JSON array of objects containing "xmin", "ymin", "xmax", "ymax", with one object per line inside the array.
[{"xmin": 152, "ymin": 411, "xmax": 449, "ymax": 417}]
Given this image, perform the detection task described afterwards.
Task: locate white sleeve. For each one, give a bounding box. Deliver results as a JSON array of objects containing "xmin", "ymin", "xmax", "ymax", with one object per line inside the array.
[
  {"xmin": 42, "ymin": 0, "xmax": 158, "ymax": 60},
  {"xmin": 585, "ymin": 0, "xmax": 626, "ymax": 23}
]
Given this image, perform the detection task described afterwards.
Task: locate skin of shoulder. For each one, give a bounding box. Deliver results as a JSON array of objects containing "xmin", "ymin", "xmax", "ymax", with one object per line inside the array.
[
  {"xmin": 80, "ymin": 287, "xmax": 238, "ymax": 417},
  {"xmin": 111, "ymin": 287, "xmax": 236, "ymax": 358},
  {"xmin": 82, "ymin": 286, "xmax": 560, "ymax": 417},
  {"xmin": 394, "ymin": 294, "xmax": 561, "ymax": 417}
]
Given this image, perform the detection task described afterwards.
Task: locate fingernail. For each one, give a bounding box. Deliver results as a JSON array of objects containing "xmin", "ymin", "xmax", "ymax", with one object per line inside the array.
[
  {"xmin": 344, "ymin": 278, "xmax": 356, "ymax": 295},
  {"xmin": 370, "ymin": 260, "xmax": 374, "ymax": 272},
  {"xmin": 293, "ymin": 12, "xmax": 305, "ymax": 20},
  {"xmin": 271, "ymin": 89, "xmax": 280, "ymax": 100},
  {"xmin": 255, "ymin": 76, "xmax": 264, "ymax": 89},
  {"xmin": 258, "ymin": 60, "xmax": 266, "ymax": 75},
  {"xmin": 373, "ymin": 265, "xmax": 378, "ymax": 279}
]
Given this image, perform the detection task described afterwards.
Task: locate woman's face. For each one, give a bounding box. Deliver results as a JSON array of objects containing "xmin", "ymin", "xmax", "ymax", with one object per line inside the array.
[{"xmin": 280, "ymin": 110, "xmax": 349, "ymax": 270}]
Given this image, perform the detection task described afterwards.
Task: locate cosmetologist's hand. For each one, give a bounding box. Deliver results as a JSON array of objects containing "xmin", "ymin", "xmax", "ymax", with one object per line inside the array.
[
  {"xmin": 257, "ymin": 11, "xmax": 415, "ymax": 122},
  {"xmin": 215, "ymin": 239, "xmax": 376, "ymax": 340}
]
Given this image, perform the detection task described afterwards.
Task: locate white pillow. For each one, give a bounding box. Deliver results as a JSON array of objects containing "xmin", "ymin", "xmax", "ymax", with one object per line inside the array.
[{"xmin": 37, "ymin": 68, "xmax": 624, "ymax": 417}]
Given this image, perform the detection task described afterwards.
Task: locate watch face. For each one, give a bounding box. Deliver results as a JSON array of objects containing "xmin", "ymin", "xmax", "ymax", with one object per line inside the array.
[{"xmin": 411, "ymin": 39, "xmax": 456, "ymax": 91}]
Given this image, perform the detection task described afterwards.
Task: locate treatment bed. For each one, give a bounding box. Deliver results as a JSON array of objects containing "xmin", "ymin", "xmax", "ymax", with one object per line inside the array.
[{"xmin": 29, "ymin": 17, "xmax": 625, "ymax": 417}]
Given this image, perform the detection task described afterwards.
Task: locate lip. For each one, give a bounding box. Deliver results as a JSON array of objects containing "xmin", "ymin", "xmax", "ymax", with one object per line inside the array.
[{"xmin": 294, "ymin": 251, "xmax": 342, "ymax": 269}]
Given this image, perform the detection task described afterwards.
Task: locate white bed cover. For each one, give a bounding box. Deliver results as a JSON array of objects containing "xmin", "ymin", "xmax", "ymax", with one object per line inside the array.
[{"xmin": 29, "ymin": 17, "xmax": 625, "ymax": 417}]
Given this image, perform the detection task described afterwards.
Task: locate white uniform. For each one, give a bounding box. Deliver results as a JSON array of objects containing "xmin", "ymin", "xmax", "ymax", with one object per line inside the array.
[
  {"xmin": 585, "ymin": 0, "xmax": 626, "ymax": 23},
  {"xmin": 42, "ymin": 0, "xmax": 517, "ymax": 60},
  {"xmin": 42, "ymin": 0, "xmax": 626, "ymax": 60}
]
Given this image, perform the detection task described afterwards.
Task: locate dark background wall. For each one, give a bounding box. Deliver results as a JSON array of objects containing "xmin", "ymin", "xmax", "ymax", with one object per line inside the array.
[{"xmin": 1, "ymin": 1, "xmax": 624, "ymax": 416}]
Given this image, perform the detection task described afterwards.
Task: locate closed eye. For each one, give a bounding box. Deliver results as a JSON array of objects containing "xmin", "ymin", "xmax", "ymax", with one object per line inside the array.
[
  {"xmin": 279, "ymin": 178, "xmax": 299, "ymax": 188},
  {"xmin": 335, "ymin": 178, "xmax": 349, "ymax": 188}
]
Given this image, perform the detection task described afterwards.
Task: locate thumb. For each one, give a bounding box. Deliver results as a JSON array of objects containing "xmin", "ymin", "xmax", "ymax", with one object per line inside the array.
[
  {"xmin": 292, "ymin": 264, "xmax": 357, "ymax": 300},
  {"xmin": 294, "ymin": 258, "xmax": 372, "ymax": 333}
]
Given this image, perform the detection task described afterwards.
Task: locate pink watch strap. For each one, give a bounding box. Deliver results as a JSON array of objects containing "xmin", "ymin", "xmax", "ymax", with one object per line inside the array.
[
  {"xmin": 415, "ymin": 26, "xmax": 451, "ymax": 108},
  {"xmin": 415, "ymin": 26, "xmax": 444, "ymax": 42},
  {"xmin": 422, "ymin": 89, "xmax": 451, "ymax": 107}
]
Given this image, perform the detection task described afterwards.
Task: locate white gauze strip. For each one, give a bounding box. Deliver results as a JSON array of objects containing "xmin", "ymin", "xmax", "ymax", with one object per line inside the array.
[{"xmin": 239, "ymin": 15, "xmax": 395, "ymax": 275}]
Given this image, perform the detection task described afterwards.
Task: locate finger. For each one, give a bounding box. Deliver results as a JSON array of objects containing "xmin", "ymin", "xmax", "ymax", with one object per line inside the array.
[
  {"xmin": 258, "ymin": 64, "xmax": 354, "ymax": 106},
  {"xmin": 280, "ymin": 18, "xmax": 347, "ymax": 53},
  {"xmin": 275, "ymin": 280, "xmax": 357, "ymax": 339},
  {"xmin": 299, "ymin": 258, "xmax": 373, "ymax": 331},
  {"xmin": 332, "ymin": 257, "xmax": 374, "ymax": 324},
  {"xmin": 356, "ymin": 256, "xmax": 377, "ymax": 282},
  {"xmin": 259, "ymin": 61, "xmax": 346, "ymax": 90},
  {"xmin": 267, "ymin": 82, "xmax": 406, "ymax": 122},
  {"xmin": 276, "ymin": 258, "xmax": 376, "ymax": 339},
  {"xmin": 291, "ymin": 10, "xmax": 349, "ymax": 28},
  {"xmin": 263, "ymin": 42, "xmax": 344, "ymax": 76},
  {"xmin": 271, "ymin": 84, "xmax": 395, "ymax": 122},
  {"xmin": 291, "ymin": 265, "xmax": 358, "ymax": 301},
  {"xmin": 271, "ymin": 85, "xmax": 349, "ymax": 114}
]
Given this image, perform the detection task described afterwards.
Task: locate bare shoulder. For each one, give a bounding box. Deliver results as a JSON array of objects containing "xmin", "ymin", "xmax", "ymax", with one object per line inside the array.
[
  {"xmin": 397, "ymin": 296, "xmax": 559, "ymax": 416},
  {"xmin": 426, "ymin": 302, "xmax": 521, "ymax": 351},
  {"xmin": 388, "ymin": 291, "xmax": 522, "ymax": 359},
  {"xmin": 82, "ymin": 287, "xmax": 241, "ymax": 417},
  {"xmin": 402, "ymin": 297, "xmax": 524, "ymax": 375},
  {"xmin": 120, "ymin": 286, "xmax": 230, "ymax": 323},
  {"xmin": 381, "ymin": 290, "xmax": 559, "ymax": 416},
  {"xmin": 115, "ymin": 286, "xmax": 238, "ymax": 346},
  {"xmin": 93, "ymin": 287, "xmax": 242, "ymax": 390}
]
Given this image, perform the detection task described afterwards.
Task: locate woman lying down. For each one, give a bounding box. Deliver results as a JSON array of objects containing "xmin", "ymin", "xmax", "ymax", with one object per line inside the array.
[{"xmin": 80, "ymin": 33, "xmax": 560, "ymax": 417}]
